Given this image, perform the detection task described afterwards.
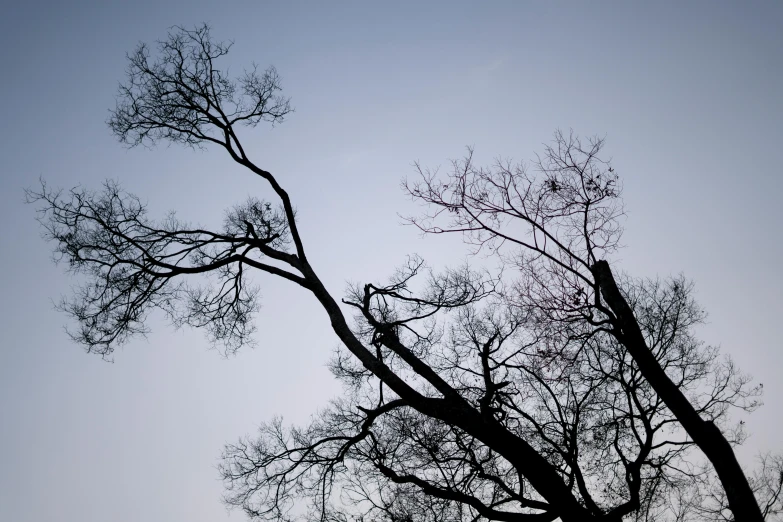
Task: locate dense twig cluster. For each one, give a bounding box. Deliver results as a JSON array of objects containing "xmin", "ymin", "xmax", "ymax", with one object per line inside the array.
[{"xmin": 27, "ymin": 180, "xmax": 293, "ymax": 355}]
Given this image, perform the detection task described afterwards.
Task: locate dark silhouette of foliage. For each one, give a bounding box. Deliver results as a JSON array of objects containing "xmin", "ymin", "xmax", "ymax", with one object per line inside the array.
[{"xmin": 28, "ymin": 25, "xmax": 781, "ymax": 522}]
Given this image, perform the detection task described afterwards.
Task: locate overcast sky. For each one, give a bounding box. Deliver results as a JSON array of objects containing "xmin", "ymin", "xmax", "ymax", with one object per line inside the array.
[{"xmin": 1, "ymin": 2, "xmax": 782, "ymax": 521}]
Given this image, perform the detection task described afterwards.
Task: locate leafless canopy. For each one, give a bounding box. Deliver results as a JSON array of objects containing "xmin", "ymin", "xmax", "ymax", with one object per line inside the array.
[
  {"xmin": 406, "ymin": 133, "xmax": 622, "ymax": 334},
  {"xmin": 110, "ymin": 24, "xmax": 291, "ymax": 149},
  {"xmin": 404, "ymin": 132, "xmax": 778, "ymax": 522},
  {"xmin": 29, "ymin": 25, "xmax": 780, "ymax": 522}
]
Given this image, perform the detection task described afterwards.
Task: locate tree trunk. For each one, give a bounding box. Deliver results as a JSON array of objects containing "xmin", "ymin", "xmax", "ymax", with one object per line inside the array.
[{"xmin": 592, "ymin": 260, "xmax": 763, "ymax": 522}]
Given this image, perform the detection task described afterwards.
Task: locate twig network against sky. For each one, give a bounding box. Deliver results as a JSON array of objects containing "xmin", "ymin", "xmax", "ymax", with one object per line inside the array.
[{"xmin": 0, "ymin": 2, "xmax": 781, "ymax": 522}]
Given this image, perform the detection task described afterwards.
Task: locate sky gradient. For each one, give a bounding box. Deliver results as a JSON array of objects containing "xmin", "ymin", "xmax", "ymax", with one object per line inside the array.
[{"xmin": 1, "ymin": 2, "xmax": 782, "ymax": 521}]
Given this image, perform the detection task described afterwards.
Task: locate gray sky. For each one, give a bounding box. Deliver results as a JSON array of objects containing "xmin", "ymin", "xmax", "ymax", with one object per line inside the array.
[{"xmin": 1, "ymin": 2, "xmax": 781, "ymax": 521}]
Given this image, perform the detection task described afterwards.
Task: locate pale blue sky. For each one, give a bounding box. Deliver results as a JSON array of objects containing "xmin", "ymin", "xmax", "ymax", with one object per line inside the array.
[{"xmin": 1, "ymin": 2, "xmax": 782, "ymax": 521}]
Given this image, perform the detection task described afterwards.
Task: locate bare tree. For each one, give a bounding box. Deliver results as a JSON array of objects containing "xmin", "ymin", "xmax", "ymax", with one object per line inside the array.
[
  {"xmin": 219, "ymin": 266, "xmax": 767, "ymax": 522},
  {"xmin": 28, "ymin": 25, "xmax": 778, "ymax": 522},
  {"xmin": 404, "ymin": 131, "xmax": 777, "ymax": 521}
]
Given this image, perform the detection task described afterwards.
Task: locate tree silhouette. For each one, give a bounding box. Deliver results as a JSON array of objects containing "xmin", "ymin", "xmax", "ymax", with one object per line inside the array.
[
  {"xmin": 404, "ymin": 132, "xmax": 778, "ymax": 522},
  {"xmin": 28, "ymin": 25, "xmax": 780, "ymax": 522}
]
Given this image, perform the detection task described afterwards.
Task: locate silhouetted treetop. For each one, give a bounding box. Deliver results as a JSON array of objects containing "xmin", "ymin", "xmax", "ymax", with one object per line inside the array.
[{"xmin": 110, "ymin": 24, "xmax": 292, "ymax": 149}]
